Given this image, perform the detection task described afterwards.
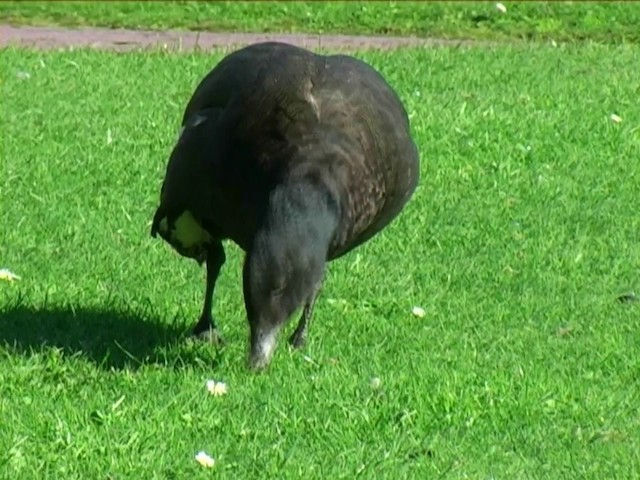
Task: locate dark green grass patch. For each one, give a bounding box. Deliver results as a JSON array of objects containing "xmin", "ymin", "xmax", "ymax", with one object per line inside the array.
[
  {"xmin": 1, "ymin": 42, "xmax": 640, "ymax": 478},
  {"xmin": 2, "ymin": 1, "xmax": 640, "ymax": 44}
]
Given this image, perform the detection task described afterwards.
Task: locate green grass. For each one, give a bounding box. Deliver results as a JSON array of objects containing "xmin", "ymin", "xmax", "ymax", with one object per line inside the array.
[
  {"xmin": 2, "ymin": 41, "xmax": 640, "ymax": 478},
  {"xmin": 2, "ymin": 1, "xmax": 640, "ymax": 44}
]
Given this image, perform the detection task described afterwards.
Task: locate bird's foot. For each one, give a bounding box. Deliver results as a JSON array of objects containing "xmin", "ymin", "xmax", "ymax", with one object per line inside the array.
[{"xmin": 191, "ymin": 315, "xmax": 224, "ymax": 345}]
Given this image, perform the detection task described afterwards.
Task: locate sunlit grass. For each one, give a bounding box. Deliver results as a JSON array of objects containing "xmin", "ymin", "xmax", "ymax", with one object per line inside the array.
[
  {"xmin": 1, "ymin": 42, "xmax": 639, "ymax": 478},
  {"xmin": 2, "ymin": 1, "xmax": 640, "ymax": 44}
]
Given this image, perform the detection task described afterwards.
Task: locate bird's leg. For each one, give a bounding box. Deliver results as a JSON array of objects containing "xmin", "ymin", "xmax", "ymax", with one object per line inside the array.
[
  {"xmin": 192, "ymin": 241, "xmax": 226, "ymax": 345},
  {"xmin": 289, "ymin": 278, "xmax": 324, "ymax": 349}
]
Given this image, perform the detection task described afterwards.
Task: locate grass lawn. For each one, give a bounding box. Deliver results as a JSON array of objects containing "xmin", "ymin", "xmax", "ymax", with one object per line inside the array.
[
  {"xmin": 1, "ymin": 1, "xmax": 640, "ymax": 44},
  {"xmin": 2, "ymin": 39, "xmax": 640, "ymax": 478}
]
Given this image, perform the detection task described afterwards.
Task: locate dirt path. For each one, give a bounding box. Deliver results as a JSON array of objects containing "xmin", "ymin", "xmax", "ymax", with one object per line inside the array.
[{"xmin": 0, "ymin": 24, "xmax": 479, "ymax": 52}]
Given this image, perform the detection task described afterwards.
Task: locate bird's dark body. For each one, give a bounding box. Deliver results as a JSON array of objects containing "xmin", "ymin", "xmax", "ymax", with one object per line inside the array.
[{"xmin": 151, "ymin": 42, "xmax": 419, "ymax": 369}]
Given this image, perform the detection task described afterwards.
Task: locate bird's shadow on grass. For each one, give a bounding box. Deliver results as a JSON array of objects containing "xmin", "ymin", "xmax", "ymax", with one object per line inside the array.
[{"xmin": 0, "ymin": 301, "xmax": 221, "ymax": 370}]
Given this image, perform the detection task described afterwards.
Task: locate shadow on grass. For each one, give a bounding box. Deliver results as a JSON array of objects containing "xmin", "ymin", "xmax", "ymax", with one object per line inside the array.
[{"xmin": 0, "ymin": 302, "xmax": 220, "ymax": 370}]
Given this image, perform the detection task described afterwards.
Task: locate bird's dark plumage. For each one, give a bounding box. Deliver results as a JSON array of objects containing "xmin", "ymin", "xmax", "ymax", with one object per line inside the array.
[{"xmin": 151, "ymin": 42, "xmax": 420, "ymax": 370}]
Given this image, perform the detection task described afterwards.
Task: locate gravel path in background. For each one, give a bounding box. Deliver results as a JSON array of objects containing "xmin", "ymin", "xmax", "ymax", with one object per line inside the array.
[{"xmin": 0, "ymin": 24, "xmax": 483, "ymax": 51}]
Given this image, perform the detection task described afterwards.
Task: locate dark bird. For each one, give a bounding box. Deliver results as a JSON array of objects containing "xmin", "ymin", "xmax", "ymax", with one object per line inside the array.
[{"xmin": 151, "ymin": 42, "xmax": 420, "ymax": 370}]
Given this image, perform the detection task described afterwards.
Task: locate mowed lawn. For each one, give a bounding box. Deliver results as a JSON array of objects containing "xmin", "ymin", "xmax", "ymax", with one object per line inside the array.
[
  {"xmin": 2, "ymin": 41, "xmax": 640, "ymax": 478},
  {"xmin": 3, "ymin": 0, "xmax": 640, "ymax": 44}
]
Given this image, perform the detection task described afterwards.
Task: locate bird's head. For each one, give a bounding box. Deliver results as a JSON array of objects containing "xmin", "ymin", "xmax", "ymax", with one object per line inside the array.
[
  {"xmin": 150, "ymin": 108, "xmax": 223, "ymax": 264},
  {"xmin": 151, "ymin": 208, "xmax": 211, "ymax": 265}
]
